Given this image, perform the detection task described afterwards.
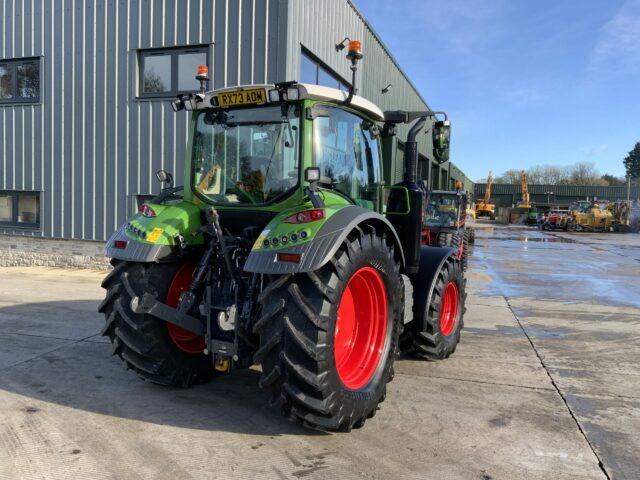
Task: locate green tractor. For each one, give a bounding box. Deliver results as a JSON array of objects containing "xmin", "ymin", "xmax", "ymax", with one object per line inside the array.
[{"xmin": 99, "ymin": 43, "xmax": 465, "ymax": 432}]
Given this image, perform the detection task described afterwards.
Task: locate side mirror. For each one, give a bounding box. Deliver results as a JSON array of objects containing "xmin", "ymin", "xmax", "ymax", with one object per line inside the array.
[
  {"xmin": 155, "ymin": 169, "xmax": 173, "ymax": 187},
  {"xmin": 433, "ymin": 120, "xmax": 451, "ymax": 164}
]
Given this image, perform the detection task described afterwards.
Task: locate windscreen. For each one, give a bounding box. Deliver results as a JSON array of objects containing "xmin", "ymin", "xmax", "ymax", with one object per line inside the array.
[
  {"xmin": 425, "ymin": 194, "xmax": 459, "ymax": 227},
  {"xmin": 191, "ymin": 105, "xmax": 300, "ymax": 205}
]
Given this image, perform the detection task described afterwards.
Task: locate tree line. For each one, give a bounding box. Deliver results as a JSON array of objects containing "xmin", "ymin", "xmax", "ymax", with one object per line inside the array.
[{"xmin": 479, "ymin": 142, "xmax": 640, "ymax": 186}]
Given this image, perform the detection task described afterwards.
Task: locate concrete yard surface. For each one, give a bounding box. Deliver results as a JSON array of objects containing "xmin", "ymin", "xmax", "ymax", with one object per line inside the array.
[{"xmin": 1, "ymin": 225, "xmax": 639, "ymax": 479}]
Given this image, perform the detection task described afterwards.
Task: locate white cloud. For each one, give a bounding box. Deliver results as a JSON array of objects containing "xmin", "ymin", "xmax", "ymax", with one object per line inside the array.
[{"xmin": 590, "ymin": 0, "xmax": 640, "ymax": 73}]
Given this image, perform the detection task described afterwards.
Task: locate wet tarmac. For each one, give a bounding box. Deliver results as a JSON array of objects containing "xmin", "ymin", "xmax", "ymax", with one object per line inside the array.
[
  {"xmin": 468, "ymin": 222, "xmax": 640, "ymax": 479},
  {"xmin": 473, "ymin": 223, "xmax": 640, "ymax": 308}
]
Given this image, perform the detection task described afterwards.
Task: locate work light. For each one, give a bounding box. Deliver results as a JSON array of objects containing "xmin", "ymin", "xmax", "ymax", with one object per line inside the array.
[
  {"xmin": 286, "ymin": 87, "xmax": 299, "ymax": 100},
  {"xmin": 268, "ymin": 89, "xmax": 281, "ymax": 103},
  {"xmin": 170, "ymin": 98, "xmax": 184, "ymax": 112}
]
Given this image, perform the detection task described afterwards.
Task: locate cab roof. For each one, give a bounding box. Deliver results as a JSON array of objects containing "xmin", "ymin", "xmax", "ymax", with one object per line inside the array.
[{"xmin": 194, "ymin": 83, "xmax": 385, "ymax": 121}]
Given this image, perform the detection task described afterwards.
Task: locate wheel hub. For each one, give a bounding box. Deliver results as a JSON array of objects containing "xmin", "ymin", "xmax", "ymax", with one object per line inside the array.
[
  {"xmin": 439, "ymin": 281, "xmax": 459, "ymax": 337},
  {"xmin": 334, "ymin": 266, "xmax": 388, "ymax": 390},
  {"xmin": 165, "ymin": 264, "xmax": 206, "ymax": 354}
]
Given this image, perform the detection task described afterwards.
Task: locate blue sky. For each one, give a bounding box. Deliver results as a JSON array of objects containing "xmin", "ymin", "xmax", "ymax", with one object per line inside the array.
[{"xmin": 355, "ymin": 0, "xmax": 640, "ymax": 181}]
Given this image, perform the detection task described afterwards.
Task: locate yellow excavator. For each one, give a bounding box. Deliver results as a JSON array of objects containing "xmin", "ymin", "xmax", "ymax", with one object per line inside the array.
[
  {"xmin": 519, "ymin": 170, "xmax": 532, "ymax": 209},
  {"xmin": 607, "ymin": 200, "xmax": 631, "ymax": 232},
  {"xmin": 475, "ymin": 171, "xmax": 495, "ymax": 219},
  {"xmin": 513, "ymin": 170, "xmax": 539, "ymax": 225}
]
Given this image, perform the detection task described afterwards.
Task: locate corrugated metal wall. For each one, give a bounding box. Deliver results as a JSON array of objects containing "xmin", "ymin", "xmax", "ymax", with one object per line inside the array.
[
  {"xmin": 0, "ymin": 0, "xmax": 286, "ymax": 241},
  {"xmin": 0, "ymin": 0, "xmax": 470, "ymax": 243}
]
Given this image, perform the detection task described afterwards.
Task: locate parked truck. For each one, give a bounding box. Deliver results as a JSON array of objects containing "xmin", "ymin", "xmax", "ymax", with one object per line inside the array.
[{"xmin": 99, "ymin": 42, "xmax": 465, "ymax": 432}]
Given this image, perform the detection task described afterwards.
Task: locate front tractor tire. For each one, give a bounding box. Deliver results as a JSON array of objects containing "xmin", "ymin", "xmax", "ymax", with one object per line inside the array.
[
  {"xmin": 401, "ymin": 257, "xmax": 466, "ymax": 360},
  {"xmin": 254, "ymin": 227, "xmax": 402, "ymax": 432},
  {"xmin": 99, "ymin": 261, "xmax": 214, "ymax": 387}
]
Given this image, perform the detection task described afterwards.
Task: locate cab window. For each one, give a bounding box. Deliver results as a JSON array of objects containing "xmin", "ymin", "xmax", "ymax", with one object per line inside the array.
[{"xmin": 313, "ymin": 106, "xmax": 381, "ymax": 210}]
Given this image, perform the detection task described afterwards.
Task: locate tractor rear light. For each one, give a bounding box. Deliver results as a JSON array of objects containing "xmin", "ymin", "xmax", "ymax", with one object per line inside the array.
[
  {"xmin": 284, "ymin": 209, "xmax": 325, "ymax": 224},
  {"xmin": 138, "ymin": 204, "xmax": 157, "ymax": 218},
  {"xmin": 113, "ymin": 240, "xmax": 128, "ymax": 249},
  {"xmin": 277, "ymin": 253, "xmax": 301, "ymax": 263}
]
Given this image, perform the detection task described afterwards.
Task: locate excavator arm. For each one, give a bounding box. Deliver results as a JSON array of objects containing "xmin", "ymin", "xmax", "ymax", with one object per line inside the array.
[
  {"xmin": 484, "ymin": 171, "xmax": 493, "ymax": 204},
  {"xmin": 520, "ymin": 170, "xmax": 531, "ymax": 208}
]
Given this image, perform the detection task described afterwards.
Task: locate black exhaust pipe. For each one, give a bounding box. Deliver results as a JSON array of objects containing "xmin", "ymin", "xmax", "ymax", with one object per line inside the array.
[
  {"xmin": 404, "ymin": 116, "xmax": 428, "ymax": 183},
  {"xmin": 385, "ymin": 113, "xmax": 430, "ymax": 273}
]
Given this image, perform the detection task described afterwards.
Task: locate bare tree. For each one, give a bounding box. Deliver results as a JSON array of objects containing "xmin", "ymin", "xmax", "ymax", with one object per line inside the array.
[
  {"xmin": 495, "ymin": 169, "xmax": 520, "ymax": 184},
  {"xmin": 493, "ymin": 162, "xmax": 614, "ymax": 185},
  {"xmin": 569, "ymin": 162, "xmax": 607, "ymax": 185}
]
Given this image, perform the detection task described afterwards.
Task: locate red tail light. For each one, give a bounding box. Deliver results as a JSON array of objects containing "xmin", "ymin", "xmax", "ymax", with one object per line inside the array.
[
  {"xmin": 113, "ymin": 240, "xmax": 128, "ymax": 249},
  {"xmin": 277, "ymin": 253, "xmax": 301, "ymax": 263},
  {"xmin": 284, "ymin": 209, "xmax": 325, "ymax": 224},
  {"xmin": 138, "ymin": 204, "xmax": 157, "ymax": 218}
]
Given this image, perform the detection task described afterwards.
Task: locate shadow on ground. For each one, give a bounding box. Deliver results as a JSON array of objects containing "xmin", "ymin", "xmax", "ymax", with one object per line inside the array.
[{"xmin": 0, "ymin": 300, "xmax": 325, "ymax": 437}]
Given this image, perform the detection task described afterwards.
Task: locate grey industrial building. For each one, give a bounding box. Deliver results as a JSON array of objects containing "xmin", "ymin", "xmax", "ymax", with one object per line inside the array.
[
  {"xmin": 0, "ymin": 0, "xmax": 471, "ymax": 263},
  {"xmin": 474, "ymin": 183, "xmax": 640, "ymax": 209}
]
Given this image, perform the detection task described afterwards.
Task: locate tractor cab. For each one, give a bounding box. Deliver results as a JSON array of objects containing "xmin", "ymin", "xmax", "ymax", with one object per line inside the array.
[{"xmin": 420, "ymin": 189, "xmax": 471, "ymax": 269}]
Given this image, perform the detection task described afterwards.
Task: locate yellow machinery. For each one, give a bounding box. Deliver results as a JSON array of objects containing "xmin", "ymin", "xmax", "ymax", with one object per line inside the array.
[
  {"xmin": 567, "ymin": 201, "xmax": 614, "ymax": 232},
  {"xmin": 607, "ymin": 201, "xmax": 632, "ymax": 232},
  {"xmin": 518, "ymin": 170, "xmax": 532, "ymax": 209},
  {"xmin": 475, "ymin": 171, "xmax": 495, "ymax": 219},
  {"xmin": 509, "ymin": 170, "xmax": 538, "ymax": 225}
]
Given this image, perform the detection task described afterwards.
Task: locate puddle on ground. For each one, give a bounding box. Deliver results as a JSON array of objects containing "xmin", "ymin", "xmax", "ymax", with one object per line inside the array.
[
  {"xmin": 481, "ymin": 235, "xmax": 577, "ymax": 243},
  {"xmin": 465, "ymin": 324, "xmax": 570, "ymax": 339}
]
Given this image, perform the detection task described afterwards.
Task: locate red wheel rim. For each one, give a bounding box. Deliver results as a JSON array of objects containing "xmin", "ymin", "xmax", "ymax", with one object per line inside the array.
[
  {"xmin": 165, "ymin": 264, "xmax": 206, "ymax": 354},
  {"xmin": 334, "ymin": 267, "xmax": 388, "ymax": 390},
  {"xmin": 439, "ymin": 282, "xmax": 459, "ymax": 337}
]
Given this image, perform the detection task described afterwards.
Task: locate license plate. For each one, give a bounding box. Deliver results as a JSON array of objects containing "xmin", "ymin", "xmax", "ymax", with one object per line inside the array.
[{"xmin": 217, "ymin": 88, "xmax": 267, "ymax": 107}]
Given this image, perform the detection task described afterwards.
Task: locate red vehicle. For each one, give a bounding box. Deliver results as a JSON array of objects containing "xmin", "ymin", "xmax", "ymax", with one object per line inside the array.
[
  {"xmin": 541, "ymin": 209, "xmax": 569, "ymax": 231},
  {"xmin": 421, "ymin": 188, "xmax": 472, "ymax": 270}
]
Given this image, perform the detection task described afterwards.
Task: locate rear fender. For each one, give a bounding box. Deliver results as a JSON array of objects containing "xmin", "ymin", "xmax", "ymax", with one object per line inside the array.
[
  {"xmin": 104, "ymin": 200, "xmax": 204, "ymax": 262},
  {"xmin": 408, "ymin": 245, "xmax": 457, "ymax": 327},
  {"xmin": 243, "ymin": 205, "xmax": 405, "ymax": 274}
]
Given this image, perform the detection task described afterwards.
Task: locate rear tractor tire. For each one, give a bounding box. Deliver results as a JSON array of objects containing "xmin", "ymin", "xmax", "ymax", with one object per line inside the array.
[
  {"xmin": 401, "ymin": 257, "xmax": 466, "ymax": 360},
  {"xmin": 460, "ymin": 230, "xmax": 470, "ymax": 271},
  {"xmin": 99, "ymin": 261, "xmax": 215, "ymax": 387},
  {"xmin": 254, "ymin": 227, "xmax": 402, "ymax": 432},
  {"xmin": 467, "ymin": 227, "xmax": 475, "ymax": 245}
]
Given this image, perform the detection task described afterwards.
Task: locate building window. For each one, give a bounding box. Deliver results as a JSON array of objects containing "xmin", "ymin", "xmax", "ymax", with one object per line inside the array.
[
  {"xmin": 300, "ymin": 49, "xmax": 349, "ymax": 91},
  {"xmin": 0, "ymin": 191, "xmax": 40, "ymax": 228},
  {"xmin": 139, "ymin": 46, "xmax": 209, "ymax": 98},
  {"xmin": 0, "ymin": 58, "xmax": 41, "ymax": 104}
]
